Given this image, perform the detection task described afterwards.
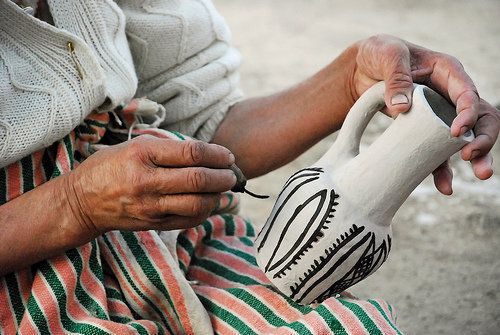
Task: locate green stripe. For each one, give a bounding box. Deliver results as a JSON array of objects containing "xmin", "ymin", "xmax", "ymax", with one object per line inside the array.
[
  {"xmin": 108, "ymin": 314, "xmax": 132, "ymax": 324},
  {"xmin": 38, "ymin": 261, "xmax": 110, "ymax": 334},
  {"xmin": 226, "ymin": 288, "xmax": 312, "ymax": 334},
  {"xmin": 5, "ymin": 273, "xmax": 25, "ymax": 324},
  {"xmin": 178, "ymin": 260, "xmax": 187, "ymax": 274},
  {"xmin": 26, "ymin": 289, "xmax": 51, "ymax": 334},
  {"xmin": 192, "ymin": 259, "xmax": 261, "ymax": 285},
  {"xmin": 177, "ymin": 234, "xmax": 195, "ymax": 256},
  {"xmin": 169, "ymin": 131, "xmax": 185, "ymax": 140},
  {"xmin": 62, "ymin": 135, "xmax": 75, "ymax": 170},
  {"xmin": 197, "ymin": 294, "xmax": 256, "ymax": 334},
  {"xmin": 201, "ymin": 220, "xmax": 213, "ymax": 239},
  {"xmin": 315, "ymin": 304, "xmax": 348, "ymax": 334},
  {"xmin": 0, "ymin": 167, "xmax": 6, "ymax": 204},
  {"xmin": 205, "ymin": 239, "xmax": 257, "ymax": 265},
  {"xmin": 42, "ymin": 146, "xmax": 56, "ymax": 179},
  {"xmin": 102, "ymin": 235, "xmax": 171, "ymax": 334},
  {"xmin": 339, "ymin": 299, "xmax": 381, "ymax": 334},
  {"xmin": 120, "ymin": 232, "xmax": 180, "ymax": 327},
  {"xmin": 85, "ymin": 119, "xmax": 108, "ymax": 129},
  {"xmin": 368, "ymin": 300, "xmax": 402, "ymax": 335},
  {"xmin": 238, "ymin": 237, "xmax": 254, "ymax": 247},
  {"xmin": 88, "ymin": 239, "xmax": 106, "ymax": 284},
  {"xmin": 20, "ymin": 156, "xmax": 35, "ymax": 193},
  {"xmin": 129, "ymin": 322, "xmax": 151, "ymax": 335},
  {"xmin": 221, "ymin": 214, "xmax": 235, "ymax": 236},
  {"xmin": 105, "ymin": 287, "xmax": 123, "ymax": 301},
  {"xmin": 65, "ymin": 247, "xmax": 109, "ymax": 320},
  {"xmin": 224, "ymin": 193, "xmax": 234, "ymax": 211},
  {"xmin": 245, "ymin": 218, "xmax": 255, "ymax": 237}
]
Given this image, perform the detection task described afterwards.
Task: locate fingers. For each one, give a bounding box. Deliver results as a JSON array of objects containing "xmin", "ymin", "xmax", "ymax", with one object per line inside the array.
[
  {"xmin": 460, "ymin": 100, "xmax": 499, "ymax": 178},
  {"xmin": 132, "ymin": 135, "xmax": 235, "ymax": 169},
  {"xmin": 152, "ymin": 193, "xmax": 220, "ymax": 218},
  {"xmin": 357, "ymin": 35, "xmax": 414, "ymax": 116},
  {"xmin": 151, "ymin": 167, "xmax": 237, "ymax": 194},
  {"xmin": 381, "ymin": 42, "xmax": 414, "ymax": 116},
  {"xmin": 411, "ymin": 48, "xmax": 480, "ymax": 136},
  {"xmin": 471, "ymin": 154, "xmax": 494, "ymax": 180},
  {"xmin": 432, "ymin": 160, "xmax": 453, "ymax": 195},
  {"xmin": 450, "ymin": 90, "xmax": 479, "ymax": 137}
]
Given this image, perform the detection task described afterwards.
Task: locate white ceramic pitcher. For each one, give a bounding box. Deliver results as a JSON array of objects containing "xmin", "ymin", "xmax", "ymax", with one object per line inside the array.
[{"xmin": 254, "ymin": 81, "xmax": 474, "ymax": 304}]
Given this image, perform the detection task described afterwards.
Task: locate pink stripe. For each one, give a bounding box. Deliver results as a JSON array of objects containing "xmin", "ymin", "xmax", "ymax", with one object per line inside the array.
[
  {"xmin": 354, "ymin": 300, "xmax": 397, "ymax": 335},
  {"xmin": 18, "ymin": 311, "xmax": 40, "ymax": 334},
  {"xmin": 137, "ymin": 232, "xmax": 195, "ymax": 334},
  {"xmin": 99, "ymin": 242, "xmax": 164, "ymax": 334},
  {"xmin": 196, "ymin": 286, "xmax": 271, "ymax": 333},
  {"xmin": 234, "ymin": 216, "xmax": 247, "ymax": 236},
  {"xmin": 17, "ymin": 270, "xmax": 33, "ymax": 309},
  {"xmin": 219, "ymin": 236, "xmax": 255, "ymax": 255},
  {"xmin": 108, "ymin": 233, "xmax": 181, "ymax": 333},
  {"xmin": 107, "ymin": 298, "xmax": 134, "ymax": 319},
  {"xmin": 209, "ymin": 316, "xmax": 239, "ymax": 335},
  {"xmin": 30, "ymin": 277, "xmax": 66, "ymax": 334},
  {"xmin": 282, "ymin": 308, "xmax": 329, "ymax": 335},
  {"xmin": 0, "ymin": 281, "xmax": 18, "ymax": 333},
  {"xmin": 176, "ymin": 245, "xmax": 190, "ymax": 269},
  {"xmin": 245, "ymin": 286, "xmax": 303, "ymax": 322},
  {"xmin": 76, "ymin": 244, "xmax": 108, "ymax": 310},
  {"xmin": 47, "ymin": 257, "xmax": 122, "ymax": 333},
  {"xmin": 323, "ymin": 298, "xmax": 365, "ymax": 333},
  {"xmin": 199, "ymin": 246, "xmax": 268, "ymax": 283},
  {"xmin": 6, "ymin": 162, "xmax": 21, "ymax": 200}
]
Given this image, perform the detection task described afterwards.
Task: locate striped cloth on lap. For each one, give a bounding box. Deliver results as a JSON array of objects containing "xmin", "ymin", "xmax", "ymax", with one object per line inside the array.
[{"xmin": 0, "ymin": 105, "xmax": 403, "ymax": 334}]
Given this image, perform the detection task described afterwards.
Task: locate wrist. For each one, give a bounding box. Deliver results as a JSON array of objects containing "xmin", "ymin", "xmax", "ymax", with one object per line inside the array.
[
  {"xmin": 61, "ymin": 172, "xmax": 101, "ymax": 244},
  {"xmin": 316, "ymin": 42, "xmax": 360, "ymax": 131}
]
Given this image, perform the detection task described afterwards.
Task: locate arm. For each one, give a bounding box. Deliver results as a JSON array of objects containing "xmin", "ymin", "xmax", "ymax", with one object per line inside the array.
[
  {"xmin": 212, "ymin": 45, "xmax": 357, "ymax": 179},
  {"xmin": 0, "ymin": 137, "xmax": 236, "ymax": 276},
  {"xmin": 213, "ymin": 35, "xmax": 500, "ymax": 192}
]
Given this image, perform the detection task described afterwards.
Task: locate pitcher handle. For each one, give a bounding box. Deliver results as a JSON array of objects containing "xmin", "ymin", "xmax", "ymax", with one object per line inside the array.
[{"xmin": 333, "ymin": 81, "xmax": 387, "ymax": 160}]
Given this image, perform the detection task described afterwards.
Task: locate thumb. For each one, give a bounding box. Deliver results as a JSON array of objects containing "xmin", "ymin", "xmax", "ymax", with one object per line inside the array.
[{"xmin": 383, "ymin": 49, "xmax": 414, "ymax": 117}]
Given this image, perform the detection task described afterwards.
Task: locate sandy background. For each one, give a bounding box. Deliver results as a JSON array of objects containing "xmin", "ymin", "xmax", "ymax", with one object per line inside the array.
[{"xmin": 213, "ymin": 0, "xmax": 500, "ymax": 334}]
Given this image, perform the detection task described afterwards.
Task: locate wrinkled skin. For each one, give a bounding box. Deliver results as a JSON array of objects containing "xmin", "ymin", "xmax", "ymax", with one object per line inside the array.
[
  {"xmin": 66, "ymin": 136, "xmax": 237, "ymax": 235},
  {"xmin": 352, "ymin": 35, "xmax": 499, "ymax": 194}
]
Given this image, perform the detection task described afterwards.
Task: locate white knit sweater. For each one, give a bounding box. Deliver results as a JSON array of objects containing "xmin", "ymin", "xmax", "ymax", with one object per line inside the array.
[
  {"xmin": 118, "ymin": 0, "xmax": 243, "ymax": 141},
  {"xmin": 0, "ymin": 0, "xmax": 242, "ymax": 167}
]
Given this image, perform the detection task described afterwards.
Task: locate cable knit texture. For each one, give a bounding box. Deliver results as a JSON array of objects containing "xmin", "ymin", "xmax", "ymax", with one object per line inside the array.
[
  {"xmin": 117, "ymin": 0, "xmax": 244, "ymax": 141},
  {"xmin": 0, "ymin": 0, "xmax": 107, "ymax": 168},
  {"xmin": 47, "ymin": 0, "xmax": 138, "ymax": 111}
]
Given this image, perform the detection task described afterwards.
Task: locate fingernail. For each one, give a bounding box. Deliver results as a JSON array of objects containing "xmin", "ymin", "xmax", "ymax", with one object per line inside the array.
[
  {"xmin": 470, "ymin": 149, "xmax": 480, "ymax": 160},
  {"xmin": 391, "ymin": 94, "xmax": 409, "ymax": 105},
  {"xmin": 228, "ymin": 153, "xmax": 235, "ymax": 165}
]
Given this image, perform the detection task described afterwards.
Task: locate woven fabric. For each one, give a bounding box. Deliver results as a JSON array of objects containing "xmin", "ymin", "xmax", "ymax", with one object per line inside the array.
[{"xmin": 0, "ymin": 105, "xmax": 403, "ymax": 334}]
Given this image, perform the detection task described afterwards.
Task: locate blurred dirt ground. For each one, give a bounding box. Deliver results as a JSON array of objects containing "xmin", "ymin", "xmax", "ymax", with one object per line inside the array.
[{"xmin": 213, "ymin": 0, "xmax": 500, "ymax": 334}]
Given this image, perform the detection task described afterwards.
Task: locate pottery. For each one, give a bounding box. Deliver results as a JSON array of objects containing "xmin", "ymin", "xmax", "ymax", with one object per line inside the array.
[{"xmin": 254, "ymin": 81, "xmax": 474, "ymax": 304}]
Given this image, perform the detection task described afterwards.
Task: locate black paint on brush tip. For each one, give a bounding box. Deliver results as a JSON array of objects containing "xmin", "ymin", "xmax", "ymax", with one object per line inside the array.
[{"xmin": 230, "ymin": 163, "xmax": 269, "ymax": 199}]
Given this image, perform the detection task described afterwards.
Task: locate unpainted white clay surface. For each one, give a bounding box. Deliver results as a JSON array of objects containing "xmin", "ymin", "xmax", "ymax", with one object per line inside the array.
[{"xmin": 255, "ymin": 83, "xmax": 473, "ymax": 304}]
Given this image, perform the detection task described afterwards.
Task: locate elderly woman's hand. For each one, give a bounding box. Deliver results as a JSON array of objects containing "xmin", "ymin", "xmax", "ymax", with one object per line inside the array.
[
  {"xmin": 65, "ymin": 135, "xmax": 237, "ymax": 236},
  {"xmin": 350, "ymin": 34, "xmax": 500, "ymax": 195}
]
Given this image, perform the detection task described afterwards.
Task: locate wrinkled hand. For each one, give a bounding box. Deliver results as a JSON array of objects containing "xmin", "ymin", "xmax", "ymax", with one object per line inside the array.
[
  {"xmin": 351, "ymin": 34, "xmax": 500, "ymax": 195},
  {"xmin": 65, "ymin": 135, "xmax": 236, "ymax": 236}
]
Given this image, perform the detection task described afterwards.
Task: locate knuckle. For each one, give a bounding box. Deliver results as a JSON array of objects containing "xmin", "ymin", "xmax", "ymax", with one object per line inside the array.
[
  {"xmin": 188, "ymin": 169, "xmax": 208, "ymax": 190},
  {"xmin": 387, "ymin": 72, "xmax": 412, "ymax": 88},
  {"xmin": 190, "ymin": 197, "xmax": 211, "ymax": 217},
  {"xmin": 438, "ymin": 53, "xmax": 463, "ymax": 70},
  {"xmin": 183, "ymin": 141, "xmax": 205, "ymax": 165}
]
